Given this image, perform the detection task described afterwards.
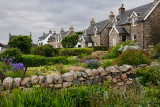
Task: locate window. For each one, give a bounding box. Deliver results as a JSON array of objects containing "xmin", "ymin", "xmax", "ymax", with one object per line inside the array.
[
  {"xmin": 113, "ymin": 38, "xmax": 117, "ymax": 46},
  {"xmin": 132, "ymin": 35, "xmax": 136, "ymax": 42},
  {"xmin": 94, "ymin": 43, "xmax": 97, "ymax": 46},
  {"xmin": 88, "ymin": 43, "xmax": 92, "ymax": 47},
  {"xmin": 94, "ymin": 27, "xmax": 97, "ymax": 37},
  {"xmin": 133, "ymin": 18, "xmax": 136, "ymax": 26}
]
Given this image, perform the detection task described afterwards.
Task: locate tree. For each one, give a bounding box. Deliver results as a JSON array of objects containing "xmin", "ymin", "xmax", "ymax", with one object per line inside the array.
[
  {"xmin": 8, "ymin": 36, "xmax": 32, "ymax": 54},
  {"xmin": 61, "ymin": 34, "xmax": 79, "ymax": 48},
  {"xmin": 148, "ymin": 16, "xmax": 160, "ymax": 46}
]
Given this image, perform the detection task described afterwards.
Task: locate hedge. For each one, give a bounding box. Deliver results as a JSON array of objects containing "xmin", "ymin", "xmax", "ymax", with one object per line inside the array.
[
  {"xmin": 89, "ymin": 46, "xmax": 108, "ymax": 51},
  {"xmin": 58, "ymin": 48, "xmax": 94, "ymax": 56}
]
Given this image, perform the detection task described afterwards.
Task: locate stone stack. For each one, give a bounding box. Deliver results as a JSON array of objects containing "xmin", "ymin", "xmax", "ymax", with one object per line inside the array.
[{"xmin": 1, "ymin": 64, "xmax": 135, "ymax": 91}]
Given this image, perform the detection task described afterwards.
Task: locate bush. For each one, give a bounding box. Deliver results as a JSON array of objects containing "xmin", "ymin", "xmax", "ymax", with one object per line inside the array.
[
  {"xmin": 33, "ymin": 44, "xmax": 53, "ymax": 57},
  {"xmin": 51, "ymin": 56, "xmax": 68, "ymax": 64},
  {"xmin": 85, "ymin": 59, "xmax": 101, "ymax": 69},
  {"xmin": 151, "ymin": 42, "xmax": 160, "ymax": 59},
  {"xmin": 135, "ymin": 65, "xmax": 160, "ymax": 86},
  {"xmin": 89, "ymin": 46, "xmax": 108, "ymax": 51},
  {"xmin": 91, "ymin": 51, "xmax": 109, "ymax": 60},
  {"xmin": 0, "ymin": 48, "xmax": 22, "ymax": 62},
  {"xmin": 108, "ymin": 44, "xmax": 121, "ymax": 58},
  {"xmin": 59, "ymin": 48, "xmax": 94, "ymax": 56},
  {"xmin": 101, "ymin": 60, "xmax": 112, "ymax": 69},
  {"xmin": 112, "ymin": 50, "xmax": 150, "ymax": 66},
  {"xmin": 20, "ymin": 55, "xmax": 48, "ymax": 67}
]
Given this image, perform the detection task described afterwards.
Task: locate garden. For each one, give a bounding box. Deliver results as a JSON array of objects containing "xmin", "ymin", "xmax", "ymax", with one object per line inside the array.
[{"xmin": 0, "ymin": 37, "xmax": 160, "ymax": 107}]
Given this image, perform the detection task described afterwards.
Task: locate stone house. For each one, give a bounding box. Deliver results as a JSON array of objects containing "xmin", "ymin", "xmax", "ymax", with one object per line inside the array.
[
  {"xmin": 9, "ymin": 32, "xmax": 32, "ymax": 42},
  {"xmin": 48, "ymin": 26, "xmax": 76, "ymax": 48},
  {"xmin": 109, "ymin": 0, "xmax": 160, "ymax": 48},
  {"xmin": 80, "ymin": 0, "xmax": 160, "ymax": 49}
]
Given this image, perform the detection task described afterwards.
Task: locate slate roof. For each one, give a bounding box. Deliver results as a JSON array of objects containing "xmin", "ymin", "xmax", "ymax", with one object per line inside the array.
[
  {"xmin": 61, "ymin": 31, "xmax": 69, "ymax": 37},
  {"xmin": 9, "ymin": 35, "xmax": 19, "ymax": 41},
  {"xmin": 0, "ymin": 43, "xmax": 5, "ymax": 47},
  {"xmin": 87, "ymin": 20, "xmax": 110, "ymax": 35},
  {"xmin": 116, "ymin": 2, "xmax": 157, "ymax": 25},
  {"xmin": 83, "ymin": 36, "xmax": 93, "ymax": 43},
  {"xmin": 115, "ymin": 26, "xmax": 129, "ymax": 35},
  {"xmin": 38, "ymin": 33, "xmax": 51, "ymax": 41}
]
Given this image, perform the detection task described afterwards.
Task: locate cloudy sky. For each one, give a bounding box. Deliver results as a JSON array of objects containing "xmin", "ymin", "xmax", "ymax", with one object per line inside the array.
[{"xmin": 0, "ymin": 0, "xmax": 153, "ymax": 44}]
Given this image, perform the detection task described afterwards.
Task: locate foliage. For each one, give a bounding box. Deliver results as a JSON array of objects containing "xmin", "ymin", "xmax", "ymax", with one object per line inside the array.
[
  {"xmin": 77, "ymin": 55, "xmax": 91, "ymax": 63},
  {"xmin": 75, "ymin": 31, "xmax": 83, "ymax": 35},
  {"xmin": 136, "ymin": 65, "xmax": 160, "ymax": 86},
  {"xmin": 51, "ymin": 56, "xmax": 68, "ymax": 64},
  {"xmin": 59, "ymin": 48, "xmax": 94, "ymax": 56},
  {"xmin": 0, "ymin": 48, "xmax": 22, "ymax": 62},
  {"xmin": 101, "ymin": 60, "xmax": 112, "ymax": 69},
  {"xmin": 122, "ymin": 40, "xmax": 136, "ymax": 46},
  {"xmin": 61, "ymin": 34, "xmax": 79, "ymax": 48},
  {"xmin": 107, "ymin": 44, "xmax": 121, "ymax": 58},
  {"xmin": 91, "ymin": 51, "xmax": 109, "ymax": 60},
  {"xmin": 151, "ymin": 42, "xmax": 160, "ymax": 59},
  {"xmin": 33, "ymin": 44, "xmax": 54, "ymax": 57},
  {"xmin": 85, "ymin": 59, "xmax": 101, "ymax": 69},
  {"xmin": 55, "ymin": 64, "xmax": 68, "ymax": 74},
  {"xmin": 112, "ymin": 50, "xmax": 150, "ymax": 66},
  {"xmin": 89, "ymin": 46, "xmax": 108, "ymax": 51},
  {"xmin": 8, "ymin": 36, "xmax": 32, "ymax": 54}
]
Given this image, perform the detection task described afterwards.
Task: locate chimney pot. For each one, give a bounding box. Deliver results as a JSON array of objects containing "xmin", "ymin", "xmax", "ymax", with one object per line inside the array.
[
  {"xmin": 69, "ymin": 25, "xmax": 74, "ymax": 31},
  {"xmin": 49, "ymin": 29, "xmax": 52, "ymax": 33},
  {"xmin": 119, "ymin": 4, "xmax": 125, "ymax": 14},
  {"xmin": 109, "ymin": 11, "xmax": 115, "ymax": 21},
  {"xmin": 90, "ymin": 18, "xmax": 95, "ymax": 25},
  {"xmin": 30, "ymin": 32, "xmax": 32, "ymax": 38},
  {"xmin": 154, "ymin": 0, "xmax": 159, "ymax": 3}
]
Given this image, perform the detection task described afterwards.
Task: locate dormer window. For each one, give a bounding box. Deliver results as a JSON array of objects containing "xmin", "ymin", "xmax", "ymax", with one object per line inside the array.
[
  {"xmin": 94, "ymin": 27, "xmax": 97, "ymax": 37},
  {"xmin": 133, "ymin": 18, "xmax": 137, "ymax": 26}
]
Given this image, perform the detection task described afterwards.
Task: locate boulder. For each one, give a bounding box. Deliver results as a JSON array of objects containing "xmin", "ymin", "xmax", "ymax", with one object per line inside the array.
[
  {"xmin": 49, "ymin": 84, "xmax": 54, "ymax": 88},
  {"xmin": 62, "ymin": 72, "xmax": 74, "ymax": 82},
  {"xmin": 117, "ymin": 82, "xmax": 125, "ymax": 87},
  {"xmin": 76, "ymin": 71, "xmax": 82, "ymax": 78},
  {"xmin": 118, "ymin": 65, "xmax": 132, "ymax": 72},
  {"xmin": 53, "ymin": 74, "xmax": 63, "ymax": 84},
  {"xmin": 0, "ymin": 79, "xmax": 2, "ymax": 86},
  {"xmin": 84, "ymin": 69, "xmax": 93, "ymax": 77},
  {"xmin": 107, "ymin": 75, "xmax": 112, "ymax": 82},
  {"xmin": 39, "ymin": 76, "xmax": 46, "ymax": 84},
  {"xmin": 98, "ymin": 67, "xmax": 108, "ymax": 76},
  {"xmin": 112, "ymin": 78, "xmax": 118, "ymax": 84},
  {"xmin": 79, "ymin": 77, "xmax": 85, "ymax": 81},
  {"xmin": 121, "ymin": 74, "xmax": 127, "ymax": 80},
  {"xmin": 31, "ymin": 76, "xmax": 39, "ymax": 85},
  {"xmin": 92, "ymin": 69, "xmax": 99, "ymax": 76},
  {"xmin": 105, "ymin": 68, "xmax": 111, "ymax": 74},
  {"xmin": 3, "ymin": 77, "xmax": 14, "ymax": 90},
  {"xmin": 81, "ymin": 72, "xmax": 88, "ymax": 78},
  {"xmin": 108, "ymin": 66, "xmax": 120, "ymax": 74},
  {"xmin": 21, "ymin": 77, "xmax": 31, "ymax": 86},
  {"xmin": 126, "ymin": 81, "xmax": 133, "ymax": 85},
  {"xmin": 88, "ymin": 76, "xmax": 94, "ymax": 80},
  {"xmin": 54, "ymin": 84, "xmax": 62, "ymax": 89},
  {"xmin": 46, "ymin": 75, "xmax": 54, "ymax": 84},
  {"xmin": 63, "ymin": 82, "xmax": 72, "ymax": 88},
  {"xmin": 13, "ymin": 78, "xmax": 21, "ymax": 87},
  {"xmin": 72, "ymin": 80, "xmax": 81, "ymax": 86},
  {"xmin": 70, "ymin": 70, "xmax": 78, "ymax": 80}
]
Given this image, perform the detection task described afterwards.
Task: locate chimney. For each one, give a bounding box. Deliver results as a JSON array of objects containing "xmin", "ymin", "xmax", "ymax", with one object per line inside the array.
[
  {"xmin": 119, "ymin": 4, "xmax": 125, "ymax": 14},
  {"xmin": 69, "ymin": 25, "xmax": 74, "ymax": 31},
  {"xmin": 90, "ymin": 18, "xmax": 95, "ymax": 25},
  {"xmin": 30, "ymin": 32, "xmax": 32, "ymax": 38},
  {"xmin": 60, "ymin": 28, "xmax": 65, "ymax": 34},
  {"xmin": 109, "ymin": 11, "xmax": 115, "ymax": 21},
  {"xmin": 49, "ymin": 29, "xmax": 52, "ymax": 33},
  {"xmin": 53, "ymin": 31, "xmax": 57, "ymax": 35},
  {"xmin": 9, "ymin": 32, "xmax": 11, "ymax": 41},
  {"xmin": 154, "ymin": 0, "xmax": 159, "ymax": 3},
  {"xmin": 43, "ymin": 32, "xmax": 45, "ymax": 36}
]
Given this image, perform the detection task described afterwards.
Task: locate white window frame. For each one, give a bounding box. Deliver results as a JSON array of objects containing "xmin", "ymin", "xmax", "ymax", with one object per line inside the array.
[
  {"xmin": 88, "ymin": 43, "xmax": 92, "ymax": 47},
  {"xmin": 132, "ymin": 35, "xmax": 136, "ymax": 42},
  {"xmin": 133, "ymin": 18, "xmax": 137, "ymax": 26},
  {"xmin": 113, "ymin": 38, "xmax": 117, "ymax": 46},
  {"xmin": 94, "ymin": 43, "xmax": 97, "ymax": 46}
]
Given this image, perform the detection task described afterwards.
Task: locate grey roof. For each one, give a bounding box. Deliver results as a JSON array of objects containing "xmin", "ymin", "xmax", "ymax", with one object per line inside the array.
[
  {"xmin": 87, "ymin": 20, "xmax": 110, "ymax": 35},
  {"xmin": 115, "ymin": 26, "xmax": 129, "ymax": 35},
  {"xmin": 61, "ymin": 31, "xmax": 69, "ymax": 37},
  {"xmin": 38, "ymin": 33, "xmax": 51, "ymax": 41},
  {"xmin": 83, "ymin": 36, "xmax": 93, "ymax": 43},
  {"xmin": 0, "ymin": 43, "xmax": 5, "ymax": 47},
  {"xmin": 117, "ymin": 2, "xmax": 157, "ymax": 25}
]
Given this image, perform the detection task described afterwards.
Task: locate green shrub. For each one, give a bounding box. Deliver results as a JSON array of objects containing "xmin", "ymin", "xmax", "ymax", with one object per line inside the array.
[
  {"xmin": 108, "ymin": 44, "xmax": 121, "ymax": 58},
  {"xmin": 89, "ymin": 46, "xmax": 108, "ymax": 51},
  {"xmin": 33, "ymin": 44, "xmax": 53, "ymax": 57},
  {"xmin": 20, "ymin": 55, "xmax": 48, "ymax": 67},
  {"xmin": 112, "ymin": 50, "xmax": 150, "ymax": 66},
  {"xmin": 0, "ymin": 48, "xmax": 22, "ymax": 62},
  {"xmin": 136, "ymin": 65, "xmax": 160, "ymax": 86},
  {"xmin": 85, "ymin": 59, "xmax": 101, "ymax": 69},
  {"xmin": 151, "ymin": 42, "xmax": 160, "ymax": 59},
  {"xmin": 122, "ymin": 40, "xmax": 136, "ymax": 46},
  {"xmin": 51, "ymin": 56, "xmax": 68, "ymax": 64},
  {"xmin": 59, "ymin": 48, "xmax": 94, "ymax": 56},
  {"xmin": 101, "ymin": 60, "xmax": 112, "ymax": 69}
]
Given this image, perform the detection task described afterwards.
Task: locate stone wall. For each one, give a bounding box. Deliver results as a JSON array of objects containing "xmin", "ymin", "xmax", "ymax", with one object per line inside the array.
[{"xmin": 0, "ymin": 65, "xmax": 135, "ymax": 91}]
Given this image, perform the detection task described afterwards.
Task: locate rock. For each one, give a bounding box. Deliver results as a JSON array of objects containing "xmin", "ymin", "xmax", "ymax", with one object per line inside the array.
[
  {"xmin": 62, "ymin": 72, "xmax": 74, "ymax": 82},
  {"xmin": 107, "ymin": 75, "xmax": 112, "ymax": 81},
  {"xmin": 118, "ymin": 79, "xmax": 121, "ymax": 82},
  {"xmin": 81, "ymin": 72, "xmax": 88, "ymax": 78},
  {"xmin": 53, "ymin": 74, "xmax": 63, "ymax": 84},
  {"xmin": 85, "ymin": 80, "xmax": 92, "ymax": 86},
  {"xmin": 112, "ymin": 78, "xmax": 118, "ymax": 84},
  {"xmin": 121, "ymin": 74, "xmax": 127, "ymax": 80},
  {"xmin": 105, "ymin": 68, "xmax": 111, "ymax": 74},
  {"xmin": 49, "ymin": 84, "xmax": 54, "ymax": 88},
  {"xmin": 128, "ymin": 78, "xmax": 133, "ymax": 81},
  {"xmin": 92, "ymin": 69, "xmax": 99, "ymax": 76},
  {"xmin": 70, "ymin": 70, "xmax": 78, "ymax": 80},
  {"xmin": 118, "ymin": 65, "xmax": 132, "ymax": 72},
  {"xmin": 46, "ymin": 75, "xmax": 54, "ymax": 84},
  {"xmin": 3, "ymin": 77, "xmax": 14, "ymax": 90},
  {"xmin": 98, "ymin": 67, "xmax": 108, "ymax": 76},
  {"xmin": 54, "ymin": 84, "xmax": 62, "ymax": 89},
  {"xmin": 108, "ymin": 66, "xmax": 120, "ymax": 73},
  {"xmin": 39, "ymin": 76, "xmax": 46, "ymax": 84},
  {"xmin": 13, "ymin": 78, "xmax": 21, "ymax": 87},
  {"xmin": 79, "ymin": 77, "xmax": 85, "ymax": 81},
  {"xmin": 95, "ymin": 75, "xmax": 100, "ymax": 79},
  {"xmin": 63, "ymin": 82, "xmax": 72, "ymax": 88},
  {"xmin": 115, "ymin": 75, "xmax": 120, "ymax": 79},
  {"xmin": 31, "ymin": 76, "xmax": 39, "ymax": 85},
  {"xmin": 138, "ymin": 64, "xmax": 148, "ymax": 68},
  {"xmin": 76, "ymin": 71, "xmax": 82, "ymax": 78},
  {"xmin": 84, "ymin": 69, "xmax": 93, "ymax": 77},
  {"xmin": 88, "ymin": 76, "xmax": 94, "ymax": 80},
  {"xmin": 93, "ymin": 78, "xmax": 99, "ymax": 84},
  {"xmin": 21, "ymin": 77, "xmax": 31, "ymax": 86},
  {"xmin": 126, "ymin": 81, "xmax": 133, "ymax": 85},
  {"xmin": 72, "ymin": 80, "xmax": 80, "ymax": 86},
  {"xmin": 26, "ymin": 82, "xmax": 32, "ymax": 88},
  {"xmin": 0, "ymin": 79, "xmax": 2, "ymax": 86},
  {"xmin": 117, "ymin": 82, "xmax": 125, "ymax": 87}
]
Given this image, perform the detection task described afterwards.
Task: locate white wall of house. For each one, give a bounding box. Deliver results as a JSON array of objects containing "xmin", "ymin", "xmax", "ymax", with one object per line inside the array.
[
  {"xmin": 37, "ymin": 33, "xmax": 52, "ymax": 46},
  {"xmin": 75, "ymin": 42, "xmax": 81, "ymax": 48},
  {"xmin": 0, "ymin": 47, "xmax": 2, "ymax": 53}
]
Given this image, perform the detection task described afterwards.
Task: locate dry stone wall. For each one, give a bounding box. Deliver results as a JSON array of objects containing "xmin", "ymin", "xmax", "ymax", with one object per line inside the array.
[{"xmin": 0, "ymin": 65, "xmax": 135, "ymax": 91}]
